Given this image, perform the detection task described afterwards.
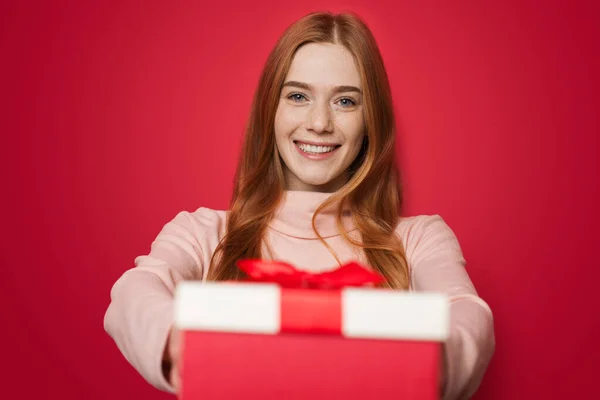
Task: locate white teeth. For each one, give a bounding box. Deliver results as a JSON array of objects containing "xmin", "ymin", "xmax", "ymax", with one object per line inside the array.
[{"xmin": 297, "ymin": 143, "xmax": 336, "ymax": 154}]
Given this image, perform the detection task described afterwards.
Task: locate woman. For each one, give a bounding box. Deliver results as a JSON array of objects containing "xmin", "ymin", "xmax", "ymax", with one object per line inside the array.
[{"xmin": 104, "ymin": 11, "xmax": 495, "ymax": 399}]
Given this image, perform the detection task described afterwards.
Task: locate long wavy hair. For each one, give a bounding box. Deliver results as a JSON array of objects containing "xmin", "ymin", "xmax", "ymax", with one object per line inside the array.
[{"xmin": 207, "ymin": 11, "xmax": 409, "ymax": 290}]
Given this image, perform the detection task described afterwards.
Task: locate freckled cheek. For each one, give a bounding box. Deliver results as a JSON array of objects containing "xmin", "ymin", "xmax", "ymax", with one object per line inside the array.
[
  {"xmin": 275, "ymin": 107, "xmax": 305, "ymax": 135},
  {"xmin": 337, "ymin": 114, "xmax": 366, "ymax": 141}
]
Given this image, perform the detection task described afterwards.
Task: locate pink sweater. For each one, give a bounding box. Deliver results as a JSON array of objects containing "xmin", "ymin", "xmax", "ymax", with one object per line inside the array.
[{"xmin": 104, "ymin": 191, "xmax": 495, "ymax": 399}]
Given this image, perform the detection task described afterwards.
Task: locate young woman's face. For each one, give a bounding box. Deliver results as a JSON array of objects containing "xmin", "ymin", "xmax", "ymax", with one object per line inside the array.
[{"xmin": 274, "ymin": 43, "xmax": 365, "ymax": 192}]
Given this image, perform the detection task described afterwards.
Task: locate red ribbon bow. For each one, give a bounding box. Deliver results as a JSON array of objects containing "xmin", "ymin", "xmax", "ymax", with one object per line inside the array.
[{"xmin": 236, "ymin": 259, "xmax": 384, "ymax": 289}]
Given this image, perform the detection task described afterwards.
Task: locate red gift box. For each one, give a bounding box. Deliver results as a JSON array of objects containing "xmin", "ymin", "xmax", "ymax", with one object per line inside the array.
[{"xmin": 174, "ymin": 261, "xmax": 449, "ymax": 400}]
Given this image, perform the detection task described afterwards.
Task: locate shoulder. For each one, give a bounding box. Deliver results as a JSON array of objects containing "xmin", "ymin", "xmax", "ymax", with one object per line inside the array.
[
  {"xmin": 394, "ymin": 214, "xmax": 464, "ymax": 264},
  {"xmin": 187, "ymin": 206, "xmax": 228, "ymax": 228},
  {"xmin": 160, "ymin": 206, "xmax": 228, "ymax": 243},
  {"xmin": 395, "ymin": 214, "xmax": 454, "ymax": 242}
]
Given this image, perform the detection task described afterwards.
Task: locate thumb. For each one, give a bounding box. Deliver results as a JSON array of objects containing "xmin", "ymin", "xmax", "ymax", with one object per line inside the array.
[
  {"xmin": 169, "ymin": 327, "xmax": 181, "ymax": 363},
  {"xmin": 169, "ymin": 327, "xmax": 182, "ymax": 392},
  {"xmin": 171, "ymin": 363, "xmax": 181, "ymax": 394}
]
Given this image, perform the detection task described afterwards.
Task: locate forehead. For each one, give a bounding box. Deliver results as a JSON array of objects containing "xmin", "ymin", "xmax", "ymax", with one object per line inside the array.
[{"xmin": 285, "ymin": 43, "xmax": 361, "ymax": 89}]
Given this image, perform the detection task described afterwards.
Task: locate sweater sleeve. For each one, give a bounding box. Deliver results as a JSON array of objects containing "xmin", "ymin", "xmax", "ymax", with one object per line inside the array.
[
  {"xmin": 103, "ymin": 209, "xmax": 214, "ymax": 393},
  {"xmin": 408, "ymin": 215, "xmax": 495, "ymax": 400}
]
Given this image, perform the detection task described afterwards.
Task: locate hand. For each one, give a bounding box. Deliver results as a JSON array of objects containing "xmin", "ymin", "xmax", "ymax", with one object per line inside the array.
[{"xmin": 163, "ymin": 326, "xmax": 182, "ymax": 393}]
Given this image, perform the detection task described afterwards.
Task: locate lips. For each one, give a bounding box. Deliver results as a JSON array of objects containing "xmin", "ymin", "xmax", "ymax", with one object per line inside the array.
[
  {"xmin": 293, "ymin": 140, "xmax": 341, "ymax": 160},
  {"xmin": 294, "ymin": 140, "xmax": 341, "ymax": 153}
]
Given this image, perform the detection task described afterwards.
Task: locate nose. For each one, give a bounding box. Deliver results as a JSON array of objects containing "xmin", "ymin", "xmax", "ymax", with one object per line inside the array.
[{"xmin": 307, "ymin": 102, "xmax": 333, "ymax": 134}]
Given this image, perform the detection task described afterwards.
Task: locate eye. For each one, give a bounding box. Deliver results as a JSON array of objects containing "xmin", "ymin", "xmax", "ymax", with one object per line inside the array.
[
  {"xmin": 287, "ymin": 93, "xmax": 308, "ymax": 103},
  {"xmin": 337, "ymin": 97, "xmax": 356, "ymax": 107}
]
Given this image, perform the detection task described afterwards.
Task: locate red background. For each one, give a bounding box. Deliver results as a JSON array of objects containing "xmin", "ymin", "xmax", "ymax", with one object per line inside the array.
[{"xmin": 2, "ymin": 0, "xmax": 599, "ymax": 399}]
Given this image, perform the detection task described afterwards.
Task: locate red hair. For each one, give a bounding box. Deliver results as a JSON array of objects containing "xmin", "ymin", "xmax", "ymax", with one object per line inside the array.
[{"xmin": 207, "ymin": 11, "xmax": 409, "ymax": 290}]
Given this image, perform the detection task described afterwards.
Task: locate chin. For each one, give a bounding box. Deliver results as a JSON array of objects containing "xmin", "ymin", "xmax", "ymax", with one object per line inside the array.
[
  {"xmin": 296, "ymin": 173, "xmax": 332, "ymax": 186},
  {"xmin": 284, "ymin": 162, "xmax": 344, "ymax": 191}
]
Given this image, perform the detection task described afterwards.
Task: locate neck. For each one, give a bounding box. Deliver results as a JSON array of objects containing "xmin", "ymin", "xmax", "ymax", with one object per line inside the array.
[{"xmin": 268, "ymin": 190, "xmax": 356, "ymax": 239}]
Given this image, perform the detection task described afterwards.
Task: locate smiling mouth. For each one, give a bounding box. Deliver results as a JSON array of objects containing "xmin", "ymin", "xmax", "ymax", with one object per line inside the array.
[{"xmin": 294, "ymin": 141, "xmax": 341, "ymax": 155}]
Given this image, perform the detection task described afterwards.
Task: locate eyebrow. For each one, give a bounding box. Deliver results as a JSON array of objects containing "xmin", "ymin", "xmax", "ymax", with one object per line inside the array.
[{"xmin": 282, "ymin": 81, "xmax": 362, "ymax": 94}]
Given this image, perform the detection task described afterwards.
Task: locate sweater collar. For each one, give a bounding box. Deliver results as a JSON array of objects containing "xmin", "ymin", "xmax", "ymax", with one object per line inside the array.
[{"xmin": 269, "ymin": 190, "xmax": 356, "ymax": 239}]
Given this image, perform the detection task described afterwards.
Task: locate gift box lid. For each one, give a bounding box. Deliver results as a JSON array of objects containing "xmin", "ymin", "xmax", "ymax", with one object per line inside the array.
[{"xmin": 174, "ymin": 281, "xmax": 450, "ymax": 341}]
